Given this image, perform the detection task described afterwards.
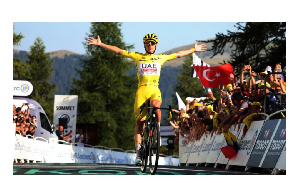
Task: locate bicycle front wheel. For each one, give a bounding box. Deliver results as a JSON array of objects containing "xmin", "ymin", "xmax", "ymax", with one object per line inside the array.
[
  {"xmin": 149, "ymin": 122, "xmax": 160, "ymax": 175},
  {"xmin": 140, "ymin": 126, "xmax": 149, "ymax": 173}
]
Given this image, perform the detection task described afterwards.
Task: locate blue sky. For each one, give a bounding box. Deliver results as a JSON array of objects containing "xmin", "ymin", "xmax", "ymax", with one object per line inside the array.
[{"xmin": 13, "ymin": 22, "xmax": 239, "ymax": 54}]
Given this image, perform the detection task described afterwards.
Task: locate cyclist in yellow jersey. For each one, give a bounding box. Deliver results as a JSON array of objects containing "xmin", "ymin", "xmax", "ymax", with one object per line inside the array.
[{"xmin": 87, "ymin": 33, "xmax": 207, "ymax": 165}]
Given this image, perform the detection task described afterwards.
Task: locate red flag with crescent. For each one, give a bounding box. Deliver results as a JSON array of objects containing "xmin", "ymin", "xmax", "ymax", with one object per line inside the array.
[{"xmin": 193, "ymin": 63, "xmax": 236, "ymax": 88}]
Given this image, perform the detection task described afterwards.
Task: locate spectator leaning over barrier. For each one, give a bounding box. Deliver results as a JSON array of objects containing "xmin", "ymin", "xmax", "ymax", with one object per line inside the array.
[
  {"xmin": 217, "ymin": 95, "xmax": 233, "ymax": 134},
  {"xmin": 218, "ymin": 92, "xmax": 250, "ymax": 159},
  {"xmin": 180, "ymin": 118, "xmax": 190, "ymax": 138},
  {"xmin": 170, "ymin": 108, "xmax": 187, "ymax": 133},
  {"xmin": 208, "ymin": 100, "xmax": 219, "ymax": 137},
  {"xmin": 187, "ymin": 113, "xmax": 200, "ymax": 142},
  {"xmin": 241, "ymin": 102, "xmax": 264, "ymax": 139},
  {"xmin": 169, "ymin": 118, "xmax": 180, "ymax": 143},
  {"xmin": 221, "ymin": 91, "xmax": 251, "ymax": 133},
  {"xmin": 186, "ymin": 98, "xmax": 202, "ymax": 112}
]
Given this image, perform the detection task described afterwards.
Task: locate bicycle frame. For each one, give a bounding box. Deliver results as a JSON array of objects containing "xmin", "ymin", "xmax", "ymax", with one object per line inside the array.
[{"xmin": 140, "ymin": 105, "xmax": 173, "ymax": 175}]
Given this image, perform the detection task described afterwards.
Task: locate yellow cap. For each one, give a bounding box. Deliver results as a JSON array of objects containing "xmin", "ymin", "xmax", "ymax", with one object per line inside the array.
[
  {"xmin": 226, "ymin": 84, "xmax": 233, "ymax": 91},
  {"xmin": 251, "ymin": 102, "xmax": 262, "ymax": 109},
  {"xmin": 258, "ymin": 82, "xmax": 271, "ymax": 88}
]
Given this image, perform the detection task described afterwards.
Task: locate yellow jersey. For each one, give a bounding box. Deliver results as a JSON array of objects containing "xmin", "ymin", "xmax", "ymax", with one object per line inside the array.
[{"xmin": 122, "ymin": 51, "xmax": 176, "ymax": 87}]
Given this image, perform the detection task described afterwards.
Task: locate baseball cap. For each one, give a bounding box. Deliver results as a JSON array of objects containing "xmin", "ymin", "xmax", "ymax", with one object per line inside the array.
[
  {"xmin": 258, "ymin": 81, "xmax": 271, "ymax": 88},
  {"xmin": 260, "ymin": 71, "xmax": 268, "ymax": 76},
  {"xmin": 226, "ymin": 84, "xmax": 233, "ymax": 91},
  {"xmin": 251, "ymin": 102, "xmax": 262, "ymax": 109}
]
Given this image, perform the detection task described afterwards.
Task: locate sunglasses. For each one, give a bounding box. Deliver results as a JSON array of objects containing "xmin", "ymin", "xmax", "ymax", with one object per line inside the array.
[{"xmin": 144, "ymin": 41, "xmax": 156, "ymax": 46}]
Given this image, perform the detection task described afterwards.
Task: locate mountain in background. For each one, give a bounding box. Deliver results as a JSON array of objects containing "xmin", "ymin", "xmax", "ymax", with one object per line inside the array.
[{"xmin": 13, "ymin": 42, "xmax": 231, "ymax": 108}]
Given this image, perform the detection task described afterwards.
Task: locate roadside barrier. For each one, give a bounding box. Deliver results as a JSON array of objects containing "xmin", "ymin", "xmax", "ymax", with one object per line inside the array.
[
  {"xmin": 14, "ymin": 134, "xmax": 179, "ymax": 166},
  {"xmin": 179, "ymin": 111, "xmax": 286, "ymax": 174}
]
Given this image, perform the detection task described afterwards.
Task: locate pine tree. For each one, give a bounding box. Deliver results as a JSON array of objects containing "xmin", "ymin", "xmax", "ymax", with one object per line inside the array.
[
  {"xmin": 26, "ymin": 37, "xmax": 56, "ymax": 120},
  {"xmin": 207, "ymin": 22, "xmax": 286, "ymax": 75},
  {"xmin": 70, "ymin": 22, "xmax": 137, "ymax": 149},
  {"xmin": 13, "ymin": 29, "xmax": 30, "ymax": 80}
]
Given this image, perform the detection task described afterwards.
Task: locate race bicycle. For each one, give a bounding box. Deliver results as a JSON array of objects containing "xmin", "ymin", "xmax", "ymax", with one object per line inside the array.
[{"xmin": 139, "ymin": 102, "xmax": 173, "ymax": 175}]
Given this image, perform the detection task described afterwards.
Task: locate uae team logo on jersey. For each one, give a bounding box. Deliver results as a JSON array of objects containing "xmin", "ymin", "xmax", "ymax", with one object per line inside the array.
[{"xmin": 139, "ymin": 63, "xmax": 160, "ymax": 75}]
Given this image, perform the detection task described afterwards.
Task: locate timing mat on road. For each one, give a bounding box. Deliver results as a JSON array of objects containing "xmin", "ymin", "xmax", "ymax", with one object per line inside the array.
[{"xmin": 13, "ymin": 163, "xmax": 266, "ymax": 175}]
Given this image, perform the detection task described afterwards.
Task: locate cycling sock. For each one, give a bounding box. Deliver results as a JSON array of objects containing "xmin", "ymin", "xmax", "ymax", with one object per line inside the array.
[
  {"xmin": 136, "ymin": 143, "xmax": 141, "ymax": 158},
  {"xmin": 136, "ymin": 143, "xmax": 141, "ymax": 151}
]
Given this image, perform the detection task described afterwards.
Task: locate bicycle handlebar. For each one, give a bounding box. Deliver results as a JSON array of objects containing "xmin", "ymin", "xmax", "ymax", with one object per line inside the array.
[{"xmin": 145, "ymin": 105, "xmax": 173, "ymax": 111}]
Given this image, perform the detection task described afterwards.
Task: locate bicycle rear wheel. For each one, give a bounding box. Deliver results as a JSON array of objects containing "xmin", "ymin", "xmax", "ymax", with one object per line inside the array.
[
  {"xmin": 140, "ymin": 126, "xmax": 149, "ymax": 173},
  {"xmin": 149, "ymin": 121, "xmax": 160, "ymax": 175}
]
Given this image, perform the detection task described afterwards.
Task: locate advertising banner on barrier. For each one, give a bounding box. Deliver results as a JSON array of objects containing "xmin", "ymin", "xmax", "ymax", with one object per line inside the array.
[
  {"xmin": 36, "ymin": 139, "xmax": 51, "ymax": 162},
  {"xmin": 179, "ymin": 139, "xmax": 194, "ymax": 165},
  {"xmin": 274, "ymin": 143, "xmax": 286, "ymax": 170},
  {"xmin": 206, "ymin": 133, "xmax": 225, "ymax": 164},
  {"xmin": 53, "ymin": 95, "xmax": 78, "ymax": 144},
  {"xmin": 171, "ymin": 157, "xmax": 179, "ymax": 166},
  {"xmin": 14, "ymin": 134, "xmax": 179, "ymax": 165},
  {"xmin": 126, "ymin": 152, "xmax": 136, "ymax": 165},
  {"xmin": 186, "ymin": 138, "xmax": 204, "ymax": 164},
  {"xmin": 20, "ymin": 135, "xmax": 32, "ymax": 161},
  {"xmin": 215, "ymin": 124, "xmax": 244, "ymax": 166},
  {"xmin": 157, "ymin": 156, "xmax": 167, "ymax": 165},
  {"xmin": 31, "ymin": 140, "xmax": 45, "ymax": 162},
  {"xmin": 14, "ymin": 135, "xmax": 24, "ymax": 160},
  {"xmin": 49, "ymin": 143, "xmax": 74, "ymax": 163},
  {"xmin": 93, "ymin": 148, "xmax": 115, "ymax": 164},
  {"xmin": 73, "ymin": 146, "xmax": 96, "ymax": 163},
  {"xmin": 26, "ymin": 138, "xmax": 38, "ymax": 162},
  {"xmin": 228, "ymin": 120, "xmax": 265, "ymax": 166},
  {"xmin": 261, "ymin": 119, "xmax": 286, "ymax": 168},
  {"xmin": 246, "ymin": 119, "xmax": 281, "ymax": 167},
  {"xmin": 198, "ymin": 134, "xmax": 216, "ymax": 164},
  {"xmin": 179, "ymin": 135, "xmax": 188, "ymax": 160},
  {"xmin": 110, "ymin": 151, "xmax": 128, "ymax": 164}
]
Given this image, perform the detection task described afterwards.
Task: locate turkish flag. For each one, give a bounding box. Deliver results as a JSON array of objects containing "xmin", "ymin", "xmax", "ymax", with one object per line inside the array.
[{"xmin": 193, "ymin": 63, "xmax": 235, "ymax": 88}]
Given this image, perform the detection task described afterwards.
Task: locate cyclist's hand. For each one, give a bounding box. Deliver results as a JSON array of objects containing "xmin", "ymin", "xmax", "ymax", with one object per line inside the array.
[
  {"xmin": 194, "ymin": 42, "xmax": 207, "ymax": 52},
  {"xmin": 87, "ymin": 35, "xmax": 102, "ymax": 46}
]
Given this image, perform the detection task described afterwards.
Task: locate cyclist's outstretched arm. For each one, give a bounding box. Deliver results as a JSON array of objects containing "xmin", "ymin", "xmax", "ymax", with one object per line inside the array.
[
  {"xmin": 175, "ymin": 42, "xmax": 207, "ymax": 58},
  {"xmin": 87, "ymin": 35, "xmax": 123, "ymax": 54}
]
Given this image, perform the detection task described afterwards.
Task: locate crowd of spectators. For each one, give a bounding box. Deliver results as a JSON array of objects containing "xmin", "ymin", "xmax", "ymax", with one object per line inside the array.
[
  {"xmin": 13, "ymin": 103, "xmax": 36, "ymax": 138},
  {"xmin": 169, "ymin": 63, "xmax": 286, "ymax": 149},
  {"xmin": 13, "ymin": 102, "xmax": 86, "ymax": 146}
]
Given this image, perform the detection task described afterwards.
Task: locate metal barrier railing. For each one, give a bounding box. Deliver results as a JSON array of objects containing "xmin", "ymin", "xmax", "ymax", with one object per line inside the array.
[
  {"xmin": 93, "ymin": 145, "xmax": 110, "ymax": 150},
  {"xmin": 266, "ymin": 109, "xmax": 286, "ymax": 120},
  {"xmin": 34, "ymin": 136, "xmax": 48, "ymax": 143},
  {"xmin": 109, "ymin": 148, "xmax": 126, "ymax": 152}
]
